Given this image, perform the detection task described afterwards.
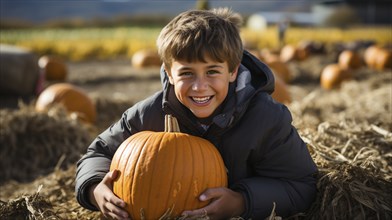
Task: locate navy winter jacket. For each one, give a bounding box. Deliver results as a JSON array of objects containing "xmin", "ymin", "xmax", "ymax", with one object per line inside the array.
[{"xmin": 75, "ymin": 50, "xmax": 318, "ymax": 219}]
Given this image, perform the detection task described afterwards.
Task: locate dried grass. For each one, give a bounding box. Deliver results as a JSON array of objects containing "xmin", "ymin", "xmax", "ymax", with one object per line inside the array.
[
  {"xmin": 288, "ymin": 68, "xmax": 392, "ymax": 219},
  {"xmin": 0, "ymin": 103, "xmax": 93, "ymax": 184}
]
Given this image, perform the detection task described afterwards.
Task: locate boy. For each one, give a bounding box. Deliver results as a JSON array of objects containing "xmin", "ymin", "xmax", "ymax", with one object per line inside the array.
[{"xmin": 75, "ymin": 8, "xmax": 317, "ymax": 220}]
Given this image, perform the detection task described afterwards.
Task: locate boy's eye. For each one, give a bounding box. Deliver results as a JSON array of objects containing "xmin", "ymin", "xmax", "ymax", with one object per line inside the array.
[
  {"xmin": 179, "ymin": 72, "xmax": 193, "ymax": 76},
  {"xmin": 207, "ymin": 70, "xmax": 219, "ymax": 75}
]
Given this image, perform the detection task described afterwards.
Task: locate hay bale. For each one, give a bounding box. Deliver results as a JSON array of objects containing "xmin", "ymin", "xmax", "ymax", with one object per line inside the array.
[
  {"xmin": 0, "ymin": 44, "xmax": 40, "ymax": 96},
  {"xmin": 301, "ymin": 120, "xmax": 392, "ymax": 219},
  {"xmin": 0, "ymin": 167, "xmax": 101, "ymax": 220},
  {"xmin": 0, "ymin": 104, "xmax": 93, "ymax": 184},
  {"xmin": 94, "ymin": 96, "xmax": 134, "ymax": 133},
  {"xmin": 289, "ymin": 69, "xmax": 392, "ymax": 219}
]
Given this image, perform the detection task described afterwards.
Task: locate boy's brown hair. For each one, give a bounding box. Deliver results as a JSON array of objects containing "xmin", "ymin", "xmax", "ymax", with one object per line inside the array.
[{"xmin": 157, "ymin": 7, "xmax": 243, "ymax": 72}]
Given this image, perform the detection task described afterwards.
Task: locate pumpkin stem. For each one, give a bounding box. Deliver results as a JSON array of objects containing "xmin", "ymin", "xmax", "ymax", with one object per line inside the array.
[{"xmin": 164, "ymin": 114, "xmax": 180, "ymax": 132}]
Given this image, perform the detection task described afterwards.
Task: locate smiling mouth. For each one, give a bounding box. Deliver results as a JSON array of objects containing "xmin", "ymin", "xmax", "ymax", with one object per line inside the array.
[{"xmin": 191, "ymin": 96, "xmax": 213, "ymax": 104}]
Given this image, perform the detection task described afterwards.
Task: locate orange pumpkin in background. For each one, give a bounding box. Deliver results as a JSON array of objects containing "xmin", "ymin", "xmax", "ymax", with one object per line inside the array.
[
  {"xmin": 338, "ymin": 50, "xmax": 362, "ymax": 70},
  {"xmin": 38, "ymin": 55, "xmax": 68, "ymax": 81},
  {"xmin": 280, "ymin": 44, "xmax": 308, "ymax": 63},
  {"xmin": 320, "ymin": 64, "xmax": 353, "ymax": 90},
  {"xmin": 247, "ymin": 49, "xmax": 264, "ymax": 62},
  {"xmin": 363, "ymin": 46, "xmax": 391, "ymax": 71},
  {"xmin": 110, "ymin": 115, "xmax": 227, "ymax": 220},
  {"xmin": 266, "ymin": 57, "xmax": 292, "ymax": 83},
  {"xmin": 260, "ymin": 48, "xmax": 281, "ymax": 62},
  {"xmin": 271, "ymin": 75, "xmax": 291, "ymax": 104},
  {"xmin": 374, "ymin": 48, "xmax": 392, "ymax": 70},
  {"xmin": 280, "ymin": 44, "xmax": 297, "ymax": 63},
  {"xmin": 131, "ymin": 49, "xmax": 162, "ymax": 68},
  {"xmin": 35, "ymin": 83, "xmax": 96, "ymax": 124}
]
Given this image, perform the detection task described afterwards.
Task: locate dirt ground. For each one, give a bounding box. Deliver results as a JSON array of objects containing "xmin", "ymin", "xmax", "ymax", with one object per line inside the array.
[
  {"xmin": 66, "ymin": 58, "xmax": 163, "ymax": 103},
  {"xmin": 0, "ymin": 53, "xmax": 391, "ymax": 219}
]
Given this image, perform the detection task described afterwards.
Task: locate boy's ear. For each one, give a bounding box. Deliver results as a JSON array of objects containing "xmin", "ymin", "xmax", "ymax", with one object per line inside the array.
[
  {"xmin": 229, "ymin": 64, "xmax": 240, "ymax": 82},
  {"xmin": 164, "ymin": 64, "xmax": 174, "ymax": 85}
]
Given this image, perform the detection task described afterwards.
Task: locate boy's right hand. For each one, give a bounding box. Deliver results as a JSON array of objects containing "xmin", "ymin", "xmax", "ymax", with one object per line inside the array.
[{"xmin": 89, "ymin": 170, "xmax": 131, "ymax": 220}]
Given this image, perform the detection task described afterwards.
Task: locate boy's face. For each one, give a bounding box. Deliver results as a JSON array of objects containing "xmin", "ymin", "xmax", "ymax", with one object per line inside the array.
[{"xmin": 166, "ymin": 57, "xmax": 238, "ymax": 119}]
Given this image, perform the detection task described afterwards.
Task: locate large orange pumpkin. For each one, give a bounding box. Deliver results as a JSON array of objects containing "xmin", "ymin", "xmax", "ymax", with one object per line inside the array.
[
  {"xmin": 110, "ymin": 115, "xmax": 227, "ymax": 220},
  {"xmin": 35, "ymin": 83, "xmax": 96, "ymax": 124}
]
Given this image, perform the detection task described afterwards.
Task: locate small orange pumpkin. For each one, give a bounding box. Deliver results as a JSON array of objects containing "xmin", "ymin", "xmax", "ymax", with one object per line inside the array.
[
  {"xmin": 260, "ymin": 48, "xmax": 281, "ymax": 62},
  {"xmin": 374, "ymin": 48, "xmax": 392, "ymax": 70},
  {"xmin": 110, "ymin": 115, "xmax": 227, "ymax": 219},
  {"xmin": 271, "ymin": 75, "xmax": 291, "ymax": 104},
  {"xmin": 338, "ymin": 50, "xmax": 362, "ymax": 70},
  {"xmin": 267, "ymin": 57, "xmax": 292, "ymax": 83},
  {"xmin": 247, "ymin": 49, "xmax": 264, "ymax": 62},
  {"xmin": 280, "ymin": 44, "xmax": 297, "ymax": 62},
  {"xmin": 280, "ymin": 44, "xmax": 308, "ymax": 63},
  {"xmin": 363, "ymin": 45, "xmax": 380, "ymax": 69},
  {"xmin": 320, "ymin": 64, "xmax": 352, "ymax": 90},
  {"xmin": 35, "ymin": 83, "xmax": 96, "ymax": 124},
  {"xmin": 131, "ymin": 49, "xmax": 162, "ymax": 68},
  {"xmin": 38, "ymin": 55, "xmax": 68, "ymax": 81}
]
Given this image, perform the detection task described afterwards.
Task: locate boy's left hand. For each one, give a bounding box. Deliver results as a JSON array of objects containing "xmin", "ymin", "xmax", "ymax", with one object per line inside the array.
[{"xmin": 181, "ymin": 187, "xmax": 245, "ymax": 220}]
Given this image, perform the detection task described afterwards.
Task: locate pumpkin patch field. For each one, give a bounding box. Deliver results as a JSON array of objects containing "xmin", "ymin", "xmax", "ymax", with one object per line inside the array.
[{"xmin": 0, "ymin": 26, "xmax": 391, "ymax": 219}]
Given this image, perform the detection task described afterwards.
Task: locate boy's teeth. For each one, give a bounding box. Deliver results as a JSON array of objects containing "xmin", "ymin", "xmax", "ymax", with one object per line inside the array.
[{"xmin": 192, "ymin": 96, "xmax": 211, "ymax": 103}]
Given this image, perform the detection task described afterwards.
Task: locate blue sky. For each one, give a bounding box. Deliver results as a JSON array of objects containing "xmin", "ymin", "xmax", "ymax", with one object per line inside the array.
[{"xmin": 0, "ymin": 1, "xmax": 312, "ymax": 24}]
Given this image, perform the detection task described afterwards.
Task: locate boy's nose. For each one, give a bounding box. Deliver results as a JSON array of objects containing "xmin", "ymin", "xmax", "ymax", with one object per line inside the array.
[{"xmin": 192, "ymin": 77, "xmax": 208, "ymax": 91}]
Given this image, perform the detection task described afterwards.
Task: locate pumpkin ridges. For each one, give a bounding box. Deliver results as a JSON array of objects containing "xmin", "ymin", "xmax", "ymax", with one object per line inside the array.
[
  {"xmin": 206, "ymin": 142, "xmax": 218, "ymax": 187},
  {"xmin": 171, "ymin": 133, "xmax": 185, "ymax": 213},
  {"xmin": 144, "ymin": 134, "xmax": 161, "ymax": 218},
  {"xmin": 198, "ymin": 138, "xmax": 207, "ymax": 200},
  {"xmin": 217, "ymin": 146, "xmax": 227, "ymax": 186},
  {"xmin": 208, "ymin": 140, "xmax": 222, "ymax": 187},
  {"xmin": 111, "ymin": 140, "xmax": 127, "ymax": 203},
  {"xmin": 150, "ymin": 133, "xmax": 177, "ymax": 218},
  {"xmin": 132, "ymin": 132, "xmax": 158, "ymax": 218},
  {"xmin": 111, "ymin": 138, "xmax": 127, "ymax": 200},
  {"xmin": 180, "ymin": 135, "xmax": 192, "ymax": 212},
  {"xmin": 115, "ymin": 135, "xmax": 133, "ymax": 214},
  {"xmin": 187, "ymin": 135, "xmax": 200, "ymax": 210},
  {"xmin": 126, "ymin": 132, "xmax": 153, "ymax": 217}
]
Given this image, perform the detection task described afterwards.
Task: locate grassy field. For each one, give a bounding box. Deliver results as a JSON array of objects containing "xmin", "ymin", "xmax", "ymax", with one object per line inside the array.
[{"xmin": 0, "ymin": 26, "xmax": 390, "ymax": 61}]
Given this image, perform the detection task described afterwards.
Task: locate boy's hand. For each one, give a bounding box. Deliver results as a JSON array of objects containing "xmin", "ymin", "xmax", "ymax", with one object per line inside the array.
[
  {"xmin": 181, "ymin": 187, "xmax": 245, "ymax": 220},
  {"xmin": 89, "ymin": 170, "xmax": 130, "ymax": 220}
]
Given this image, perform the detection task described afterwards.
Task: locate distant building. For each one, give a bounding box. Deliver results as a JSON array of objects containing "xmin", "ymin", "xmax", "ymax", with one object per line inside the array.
[{"xmin": 247, "ymin": 0, "xmax": 391, "ymax": 29}]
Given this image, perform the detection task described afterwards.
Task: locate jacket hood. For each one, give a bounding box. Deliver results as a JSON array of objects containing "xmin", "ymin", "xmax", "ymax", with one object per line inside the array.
[
  {"xmin": 160, "ymin": 50, "xmax": 275, "ymax": 129},
  {"xmin": 241, "ymin": 50, "xmax": 275, "ymax": 94}
]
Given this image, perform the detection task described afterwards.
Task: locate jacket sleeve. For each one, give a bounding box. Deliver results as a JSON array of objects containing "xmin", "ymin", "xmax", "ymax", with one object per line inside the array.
[
  {"xmin": 232, "ymin": 100, "xmax": 318, "ymax": 219},
  {"xmin": 75, "ymin": 109, "xmax": 135, "ymax": 210},
  {"xmin": 75, "ymin": 92, "xmax": 165, "ymax": 210}
]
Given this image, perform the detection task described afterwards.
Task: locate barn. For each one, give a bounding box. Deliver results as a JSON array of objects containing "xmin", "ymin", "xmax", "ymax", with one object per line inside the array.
[{"xmin": 247, "ymin": 0, "xmax": 392, "ymax": 29}]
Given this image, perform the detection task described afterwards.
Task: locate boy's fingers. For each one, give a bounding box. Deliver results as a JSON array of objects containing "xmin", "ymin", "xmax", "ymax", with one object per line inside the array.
[
  {"xmin": 108, "ymin": 195, "xmax": 126, "ymax": 208},
  {"xmin": 104, "ymin": 200, "xmax": 129, "ymax": 219},
  {"xmin": 108, "ymin": 170, "xmax": 119, "ymax": 180},
  {"xmin": 102, "ymin": 170, "xmax": 119, "ymax": 185},
  {"xmin": 182, "ymin": 209, "xmax": 206, "ymax": 216},
  {"xmin": 200, "ymin": 187, "xmax": 223, "ymax": 201}
]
